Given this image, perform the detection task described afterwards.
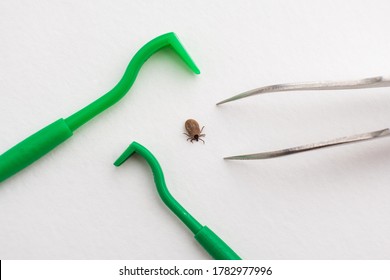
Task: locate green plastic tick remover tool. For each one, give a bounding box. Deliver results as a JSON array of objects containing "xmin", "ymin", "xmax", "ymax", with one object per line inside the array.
[
  {"xmin": 115, "ymin": 142, "xmax": 241, "ymax": 260},
  {"xmin": 0, "ymin": 33, "xmax": 200, "ymax": 182}
]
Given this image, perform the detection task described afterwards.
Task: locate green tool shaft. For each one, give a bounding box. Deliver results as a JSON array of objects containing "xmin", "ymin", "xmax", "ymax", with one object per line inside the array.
[
  {"xmin": 65, "ymin": 33, "xmax": 199, "ymax": 131},
  {"xmin": 115, "ymin": 142, "xmax": 241, "ymax": 260},
  {"xmin": 0, "ymin": 33, "xmax": 199, "ymax": 182},
  {"xmin": 115, "ymin": 142, "xmax": 203, "ymax": 234}
]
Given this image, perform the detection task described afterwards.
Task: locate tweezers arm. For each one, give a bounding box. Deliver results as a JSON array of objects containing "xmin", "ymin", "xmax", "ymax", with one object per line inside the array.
[
  {"xmin": 225, "ymin": 128, "xmax": 390, "ymax": 160},
  {"xmin": 217, "ymin": 76, "xmax": 390, "ymax": 105}
]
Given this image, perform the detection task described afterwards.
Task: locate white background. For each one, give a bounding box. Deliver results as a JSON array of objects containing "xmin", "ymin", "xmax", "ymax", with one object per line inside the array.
[{"xmin": 0, "ymin": 0, "xmax": 390, "ymax": 259}]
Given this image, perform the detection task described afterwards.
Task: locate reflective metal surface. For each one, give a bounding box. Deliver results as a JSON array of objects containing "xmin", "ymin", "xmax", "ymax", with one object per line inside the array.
[
  {"xmin": 224, "ymin": 128, "xmax": 390, "ymax": 160},
  {"xmin": 217, "ymin": 76, "xmax": 390, "ymax": 105}
]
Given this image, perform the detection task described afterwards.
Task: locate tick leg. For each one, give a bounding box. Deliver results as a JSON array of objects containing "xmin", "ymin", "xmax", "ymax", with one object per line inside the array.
[
  {"xmin": 200, "ymin": 126, "xmax": 205, "ymax": 133},
  {"xmin": 187, "ymin": 137, "xmax": 192, "ymax": 141},
  {"xmin": 199, "ymin": 138, "xmax": 205, "ymax": 144},
  {"xmin": 190, "ymin": 139, "xmax": 194, "ymax": 143},
  {"xmin": 183, "ymin": 133, "xmax": 190, "ymax": 137},
  {"xmin": 199, "ymin": 134, "xmax": 206, "ymax": 137}
]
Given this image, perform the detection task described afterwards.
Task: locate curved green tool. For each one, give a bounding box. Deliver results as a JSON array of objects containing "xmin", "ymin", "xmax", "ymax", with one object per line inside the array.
[
  {"xmin": 114, "ymin": 142, "xmax": 241, "ymax": 260},
  {"xmin": 0, "ymin": 32, "xmax": 199, "ymax": 182}
]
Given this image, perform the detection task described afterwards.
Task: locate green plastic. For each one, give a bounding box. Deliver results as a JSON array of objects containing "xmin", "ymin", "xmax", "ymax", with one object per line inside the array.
[
  {"xmin": 0, "ymin": 119, "xmax": 73, "ymax": 181},
  {"xmin": 0, "ymin": 33, "xmax": 199, "ymax": 182},
  {"xmin": 114, "ymin": 142, "xmax": 241, "ymax": 260}
]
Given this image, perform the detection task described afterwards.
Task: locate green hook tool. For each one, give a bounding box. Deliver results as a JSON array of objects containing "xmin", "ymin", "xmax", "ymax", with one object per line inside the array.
[
  {"xmin": 114, "ymin": 142, "xmax": 241, "ymax": 260},
  {"xmin": 0, "ymin": 32, "xmax": 200, "ymax": 182}
]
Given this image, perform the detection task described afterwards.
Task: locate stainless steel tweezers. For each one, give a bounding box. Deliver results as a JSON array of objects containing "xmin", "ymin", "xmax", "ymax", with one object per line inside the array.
[{"xmin": 217, "ymin": 75, "xmax": 390, "ymax": 160}]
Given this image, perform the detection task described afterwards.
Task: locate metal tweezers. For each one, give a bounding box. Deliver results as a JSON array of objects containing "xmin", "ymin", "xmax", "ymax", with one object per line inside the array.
[{"xmin": 217, "ymin": 76, "xmax": 390, "ymax": 160}]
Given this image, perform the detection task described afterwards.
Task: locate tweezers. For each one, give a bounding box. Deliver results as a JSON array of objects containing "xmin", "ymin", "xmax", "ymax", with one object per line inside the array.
[{"xmin": 217, "ymin": 75, "xmax": 390, "ymax": 160}]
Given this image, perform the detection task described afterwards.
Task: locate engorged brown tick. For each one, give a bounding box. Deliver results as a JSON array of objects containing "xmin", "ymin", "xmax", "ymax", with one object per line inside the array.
[{"xmin": 184, "ymin": 119, "xmax": 205, "ymax": 143}]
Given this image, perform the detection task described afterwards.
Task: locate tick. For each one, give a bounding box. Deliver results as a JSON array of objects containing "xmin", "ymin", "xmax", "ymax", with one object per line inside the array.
[{"xmin": 184, "ymin": 119, "xmax": 205, "ymax": 143}]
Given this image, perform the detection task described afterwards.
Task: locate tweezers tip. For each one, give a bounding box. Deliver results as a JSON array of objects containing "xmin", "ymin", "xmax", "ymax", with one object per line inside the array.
[
  {"xmin": 216, "ymin": 96, "xmax": 239, "ymax": 105},
  {"xmin": 224, "ymin": 156, "xmax": 243, "ymax": 160},
  {"xmin": 216, "ymin": 99, "xmax": 230, "ymax": 106},
  {"xmin": 217, "ymin": 90, "xmax": 253, "ymax": 105}
]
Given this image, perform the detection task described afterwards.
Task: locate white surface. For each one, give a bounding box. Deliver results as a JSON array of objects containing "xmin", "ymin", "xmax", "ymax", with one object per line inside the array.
[{"xmin": 0, "ymin": 0, "xmax": 390, "ymax": 259}]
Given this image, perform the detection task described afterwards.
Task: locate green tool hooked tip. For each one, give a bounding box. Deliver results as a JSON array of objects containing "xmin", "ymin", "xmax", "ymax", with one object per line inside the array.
[
  {"xmin": 115, "ymin": 142, "xmax": 241, "ymax": 260},
  {"xmin": 0, "ymin": 32, "xmax": 199, "ymax": 182}
]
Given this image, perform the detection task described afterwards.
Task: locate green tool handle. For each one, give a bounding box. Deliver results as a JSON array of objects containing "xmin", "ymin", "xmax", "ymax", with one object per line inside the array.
[
  {"xmin": 195, "ymin": 226, "xmax": 241, "ymax": 260},
  {"xmin": 0, "ymin": 119, "xmax": 73, "ymax": 182}
]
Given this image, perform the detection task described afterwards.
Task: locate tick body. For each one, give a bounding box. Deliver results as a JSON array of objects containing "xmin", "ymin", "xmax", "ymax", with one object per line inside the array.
[{"xmin": 184, "ymin": 119, "xmax": 205, "ymax": 143}]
